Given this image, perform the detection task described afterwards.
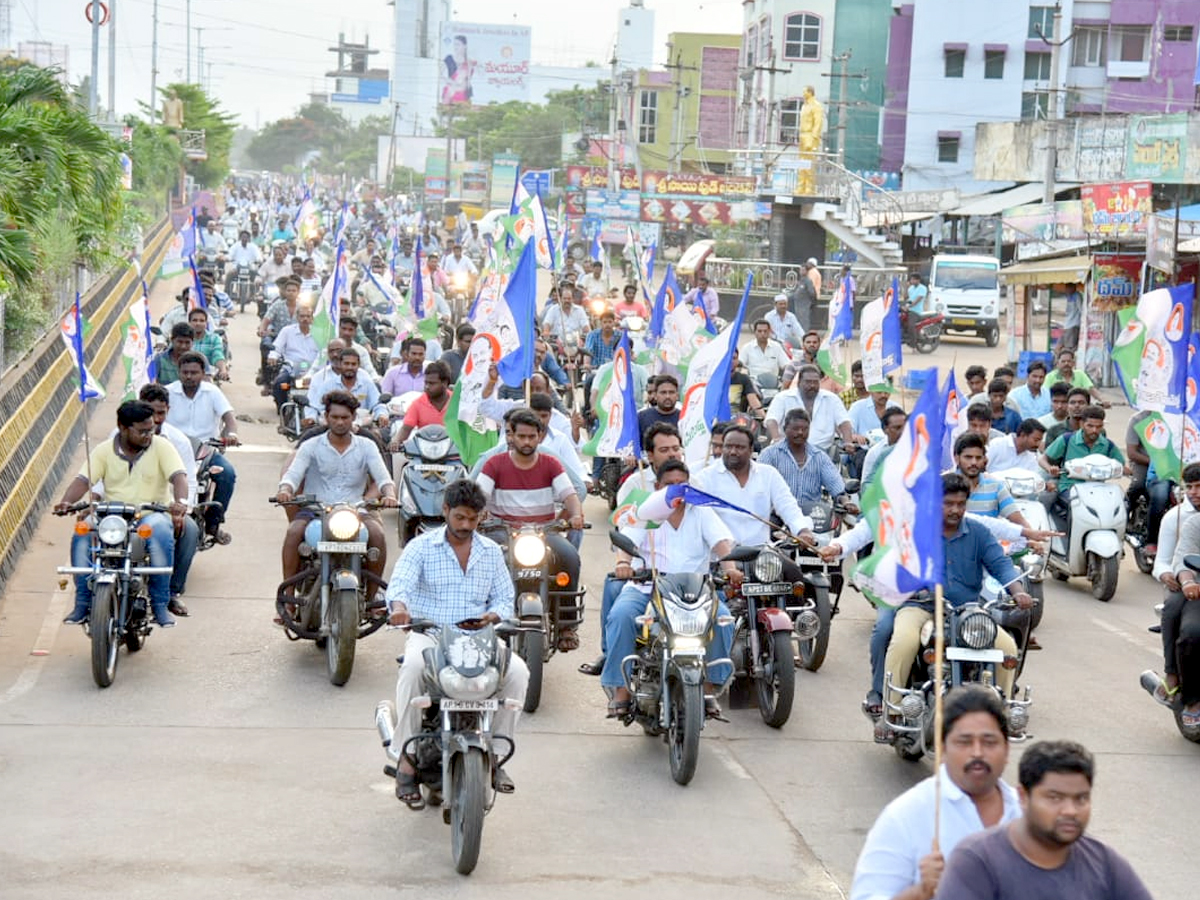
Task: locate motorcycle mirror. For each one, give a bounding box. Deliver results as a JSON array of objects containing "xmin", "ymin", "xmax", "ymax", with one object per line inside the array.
[
  {"xmin": 1184, "ymin": 554, "xmax": 1200, "ymax": 573},
  {"xmin": 378, "ymin": 392, "xmax": 393, "ymax": 404},
  {"xmin": 608, "ymin": 529, "xmax": 643, "ymax": 559},
  {"xmin": 843, "ymin": 479, "xmax": 861, "ymax": 494}
]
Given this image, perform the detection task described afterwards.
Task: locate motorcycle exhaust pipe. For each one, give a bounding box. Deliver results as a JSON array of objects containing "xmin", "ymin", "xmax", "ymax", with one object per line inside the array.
[{"xmin": 375, "ymin": 700, "xmax": 398, "ymax": 759}]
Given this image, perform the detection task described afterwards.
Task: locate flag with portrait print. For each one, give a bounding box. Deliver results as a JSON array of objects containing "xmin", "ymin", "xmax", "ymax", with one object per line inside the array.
[{"xmin": 583, "ymin": 331, "xmax": 640, "ymax": 458}]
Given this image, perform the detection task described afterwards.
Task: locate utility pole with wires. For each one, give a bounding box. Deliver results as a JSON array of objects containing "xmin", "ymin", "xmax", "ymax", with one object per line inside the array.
[
  {"xmin": 822, "ymin": 49, "xmax": 867, "ymax": 165},
  {"xmin": 664, "ymin": 51, "xmax": 699, "ymax": 175},
  {"xmin": 1036, "ymin": 3, "xmax": 1073, "ymax": 203},
  {"xmin": 107, "ymin": 0, "xmax": 116, "ymax": 120},
  {"xmin": 149, "ymin": 0, "xmax": 159, "ymax": 124},
  {"xmin": 607, "ymin": 48, "xmax": 619, "ymax": 191},
  {"xmin": 742, "ymin": 55, "xmax": 790, "ymax": 181}
]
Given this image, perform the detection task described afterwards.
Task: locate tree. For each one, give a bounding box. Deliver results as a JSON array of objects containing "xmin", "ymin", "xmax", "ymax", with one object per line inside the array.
[
  {"xmin": 246, "ymin": 104, "xmax": 392, "ymax": 178},
  {"xmin": 126, "ymin": 118, "xmax": 184, "ymax": 214}
]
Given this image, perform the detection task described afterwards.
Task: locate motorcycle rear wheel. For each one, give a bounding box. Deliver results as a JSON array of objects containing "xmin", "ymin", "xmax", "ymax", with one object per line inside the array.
[
  {"xmin": 798, "ymin": 586, "xmax": 832, "ymax": 672},
  {"xmin": 90, "ymin": 583, "xmax": 119, "ymax": 688},
  {"xmin": 326, "ymin": 587, "xmax": 359, "ymax": 686},
  {"xmin": 756, "ymin": 630, "xmax": 796, "ymax": 728},
  {"xmin": 450, "ymin": 748, "xmax": 488, "ymax": 875},
  {"xmin": 1088, "ymin": 553, "xmax": 1119, "ymax": 602},
  {"xmin": 668, "ymin": 678, "xmax": 702, "ymax": 786},
  {"xmin": 1133, "ymin": 544, "xmax": 1154, "ymax": 575},
  {"xmin": 515, "ymin": 628, "xmax": 545, "ymax": 713}
]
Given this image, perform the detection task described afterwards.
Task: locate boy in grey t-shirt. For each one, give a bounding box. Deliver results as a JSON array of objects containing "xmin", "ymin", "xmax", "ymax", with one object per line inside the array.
[{"xmin": 936, "ymin": 740, "xmax": 1152, "ymax": 900}]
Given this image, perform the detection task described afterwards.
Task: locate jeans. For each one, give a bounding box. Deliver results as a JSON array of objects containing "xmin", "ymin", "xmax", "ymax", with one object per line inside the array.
[
  {"xmin": 170, "ymin": 517, "xmax": 200, "ymax": 596},
  {"xmin": 869, "ymin": 605, "xmax": 897, "ymax": 698},
  {"xmin": 207, "ymin": 452, "xmax": 236, "ymax": 533},
  {"xmin": 884, "ymin": 605, "xmax": 1017, "ymax": 702},
  {"xmin": 1161, "ymin": 592, "xmax": 1200, "ymax": 706},
  {"xmin": 600, "ymin": 583, "xmax": 733, "ymax": 689},
  {"xmin": 599, "ymin": 575, "xmax": 621, "ymax": 653},
  {"xmin": 71, "ymin": 512, "xmax": 174, "ymax": 614}
]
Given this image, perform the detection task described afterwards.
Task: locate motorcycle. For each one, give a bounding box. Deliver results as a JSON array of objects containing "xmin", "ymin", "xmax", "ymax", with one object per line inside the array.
[
  {"xmin": 229, "ymin": 265, "xmax": 257, "ymax": 313},
  {"xmin": 1127, "ymin": 479, "xmax": 1178, "ymax": 576},
  {"xmin": 719, "ymin": 545, "xmax": 798, "ymax": 728},
  {"xmin": 608, "ymin": 530, "xmax": 732, "ymax": 785},
  {"xmin": 447, "ymin": 270, "xmax": 475, "ymax": 327},
  {"xmin": 193, "ymin": 438, "xmax": 234, "ymax": 551},
  {"xmin": 274, "ymin": 360, "xmax": 313, "ymax": 443},
  {"xmin": 899, "ymin": 305, "xmax": 944, "ymax": 354},
  {"xmin": 55, "ymin": 501, "xmax": 175, "ymax": 688},
  {"xmin": 375, "ymin": 618, "xmax": 526, "ymax": 874},
  {"xmin": 485, "ymin": 518, "xmax": 587, "ymax": 713},
  {"xmin": 1045, "ymin": 454, "xmax": 1126, "ymax": 602},
  {"xmin": 259, "ymin": 280, "xmax": 279, "ymax": 320},
  {"xmin": 397, "ymin": 425, "xmax": 468, "ymax": 546},
  {"xmin": 553, "ymin": 330, "xmax": 585, "ymax": 411},
  {"xmin": 879, "ymin": 593, "xmax": 1033, "ymax": 761},
  {"xmin": 753, "ymin": 371, "xmax": 782, "ymax": 408},
  {"xmin": 789, "ymin": 494, "xmax": 855, "ymax": 670},
  {"xmin": 269, "ymin": 496, "xmax": 389, "ymax": 685},
  {"xmin": 1146, "ymin": 554, "xmax": 1200, "ymax": 743}
]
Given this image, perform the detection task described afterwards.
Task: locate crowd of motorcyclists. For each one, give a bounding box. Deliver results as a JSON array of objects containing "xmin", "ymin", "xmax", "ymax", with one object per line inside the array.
[{"xmin": 52, "ymin": 177, "xmax": 1192, "ymax": 882}]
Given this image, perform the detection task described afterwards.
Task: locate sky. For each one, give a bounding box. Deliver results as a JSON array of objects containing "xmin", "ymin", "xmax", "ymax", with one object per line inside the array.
[{"xmin": 11, "ymin": 0, "xmax": 743, "ymax": 127}]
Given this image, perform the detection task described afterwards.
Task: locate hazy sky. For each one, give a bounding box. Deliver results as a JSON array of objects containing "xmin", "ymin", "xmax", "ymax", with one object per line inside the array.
[{"xmin": 13, "ymin": 0, "xmax": 743, "ymax": 126}]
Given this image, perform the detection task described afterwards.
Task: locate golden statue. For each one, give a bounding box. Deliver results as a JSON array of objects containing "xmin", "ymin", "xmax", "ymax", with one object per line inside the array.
[
  {"xmin": 162, "ymin": 91, "xmax": 184, "ymax": 130},
  {"xmin": 796, "ymin": 86, "xmax": 824, "ymax": 195}
]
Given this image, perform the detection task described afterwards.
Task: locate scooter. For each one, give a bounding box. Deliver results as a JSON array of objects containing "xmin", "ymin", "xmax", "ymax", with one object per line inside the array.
[
  {"xmin": 993, "ymin": 468, "xmax": 1051, "ymax": 628},
  {"xmin": 396, "ymin": 425, "xmax": 467, "ymax": 546},
  {"xmin": 1044, "ymin": 454, "xmax": 1126, "ymax": 602}
]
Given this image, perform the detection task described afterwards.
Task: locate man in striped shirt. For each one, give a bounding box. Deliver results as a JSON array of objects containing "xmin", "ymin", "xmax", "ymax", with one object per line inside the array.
[
  {"xmin": 477, "ymin": 409, "xmax": 586, "ymax": 651},
  {"xmin": 760, "ymin": 407, "xmax": 858, "ymax": 511}
]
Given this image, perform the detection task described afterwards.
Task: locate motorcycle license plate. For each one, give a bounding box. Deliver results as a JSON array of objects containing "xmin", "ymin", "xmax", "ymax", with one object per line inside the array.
[
  {"xmin": 316, "ymin": 541, "xmax": 367, "ymax": 553},
  {"xmin": 945, "ymin": 647, "xmax": 1005, "ymax": 663},
  {"xmin": 440, "ymin": 699, "xmax": 499, "ymax": 711},
  {"xmin": 951, "ymin": 318, "xmax": 975, "ymax": 326},
  {"xmin": 742, "ymin": 582, "xmax": 794, "ymax": 596},
  {"xmin": 514, "ymin": 568, "xmax": 541, "ymax": 580},
  {"xmin": 793, "ymin": 556, "xmax": 827, "ymax": 567},
  {"xmin": 416, "ymin": 464, "xmax": 451, "ymax": 474}
]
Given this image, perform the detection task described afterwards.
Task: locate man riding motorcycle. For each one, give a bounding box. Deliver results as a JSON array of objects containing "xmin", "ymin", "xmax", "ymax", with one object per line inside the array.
[
  {"xmin": 276, "ymin": 390, "xmax": 397, "ymax": 616},
  {"xmin": 306, "ymin": 347, "xmax": 389, "ymax": 432},
  {"xmin": 385, "ymin": 478, "xmax": 528, "ymax": 807},
  {"xmin": 760, "ymin": 407, "xmax": 858, "ymax": 510},
  {"xmin": 603, "ymin": 459, "xmax": 742, "ymax": 720},
  {"xmin": 269, "ymin": 305, "xmax": 319, "ymax": 410},
  {"xmin": 225, "ymin": 230, "xmax": 262, "ymax": 295}
]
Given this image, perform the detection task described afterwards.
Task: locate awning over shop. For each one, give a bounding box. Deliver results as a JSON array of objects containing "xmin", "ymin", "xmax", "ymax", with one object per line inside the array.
[
  {"xmin": 1180, "ymin": 237, "xmax": 1200, "ymax": 254},
  {"xmin": 948, "ymin": 182, "xmax": 1077, "ymax": 218},
  {"xmin": 999, "ymin": 254, "xmax": 1092, "ymax": 286}
]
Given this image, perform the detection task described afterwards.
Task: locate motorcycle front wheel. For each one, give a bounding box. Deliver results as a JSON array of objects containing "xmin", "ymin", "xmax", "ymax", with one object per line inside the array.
[
  {"xmin": 915, "ymin": 334, "xmax": 939, "ymax": 354},
  {"xmin": 450, "ymin": 747, "xmax": 487, "ymax": 875},
  {"xmin": 514, "ymin": 628, "xmax": 545, "ymax": 713},
  {"xmin": 1088, "ymin": 553, "xmax": 1119, "ymax": 602},
  {"xmin": 326, "ymin": 587, "xmax": 359, "ymax": 686},
  {"xmin": 797, "ymin": 585, "xmax": 832, "ymax": 672},
  {"xmin": 756, "ymin": 629, "xmax": 796, "ymax": 728},
  {"xmin": 668, "ymin": 677, "xmax": 702, "ymax": 786},
  {"xmin": 90, "ymin": 583, "xmax": 120, "ymax": 688}
]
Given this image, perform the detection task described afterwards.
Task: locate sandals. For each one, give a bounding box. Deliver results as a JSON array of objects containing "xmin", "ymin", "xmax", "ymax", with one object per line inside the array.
[
  {"xmin": 1182, "ymin": 707, "xmax": 1200, "ymax": 729},
  {"xmin": 704, "ymin": 695, "xmax": 728, "ymax": 722},
  {"xmin": 578, "ymin": 654, "xmax": 605, "ymax": 676},
  {"xmin": 394, "ymin": 770, "xmax": 425, "ymax": 809},
  {"xmin": 863, "ymin": 690, "xmax": 883, "ymax": 718},
  {"xmin": 1140, "ymin": 670, "xmax": 1180, "ymax": 709},
  {"xmin": 606, "ymin": 698, "xmax": 632, "ymax": 719},
  {"xmin": 556, "ymin": 627, "xmax": 580, "ymax": 652},
  {"xmin": 492, "ymin": 767, "xmax": 515, "ymax": 794}
]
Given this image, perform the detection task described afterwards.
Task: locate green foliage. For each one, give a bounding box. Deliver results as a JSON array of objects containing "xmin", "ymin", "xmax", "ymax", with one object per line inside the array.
[
  {"xmin": 389, "ymin": 165, "xmax": 423, "ymax": 195},
  {"xmin": 162, "ymin": 82, "xmax": 237, "ymax": 188},
  {"xmin": 246, "ymin": 104, "xmax": 391, "ymax": 178},
  {"xmin": 126, "ymin": 118, "xmax": 183, "ymax": 214}
]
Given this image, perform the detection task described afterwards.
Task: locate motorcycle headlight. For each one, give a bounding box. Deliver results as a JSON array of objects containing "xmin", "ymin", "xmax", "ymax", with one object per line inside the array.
[
  {"xmin": 328, "ymin": 508, "xmax": 361, "ymax": 540},
  {"xmin": 417, "ymin": 437, "xmax": 452, "ymax": 460},
  {"xmin": 753, "ymin": 551, "xmax": 783, "ymax": 584},
  {"xmin": 438, "ymin": 665, "xmax": 500, "ymax": 701},
  {"xmin": 957, "ymin": 611, "xmax": 997, "ymax": 650},
  {"xmin": 513, "ymin": 533, "xmax": 547, "ymax": 567},
  {"xmin": 664, "ymin": 603, "xmax": 711, "ymax": 637},
  {"xmin": 97, "ymin": 515, "xmax": 127, "ymax": 546},
  {"xmin": 588, "ymin": 298, "xmax": 607, "ymax": 317}
]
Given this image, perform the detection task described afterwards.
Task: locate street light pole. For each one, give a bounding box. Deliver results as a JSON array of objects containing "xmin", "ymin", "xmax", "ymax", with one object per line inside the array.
[
  {"xmin": 149, "ymin": 0, "xmax": 158, "ymax": 124},
  {"xmin": 89, "ymin": 0, "xmax": 100, "ymax": 117},
  {"xmin": 107, "ymin": 0, "xmax": 116, "ymax": 120},
  {"xmin": 185, "ymin": 0, "xmax": 191, "ymax": 83}
]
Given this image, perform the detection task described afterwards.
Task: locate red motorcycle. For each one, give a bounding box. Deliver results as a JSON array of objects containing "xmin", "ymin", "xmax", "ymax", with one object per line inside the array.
[{"xmin": 900, "ymin": 305, "xmax": 944, "ymax": 354}]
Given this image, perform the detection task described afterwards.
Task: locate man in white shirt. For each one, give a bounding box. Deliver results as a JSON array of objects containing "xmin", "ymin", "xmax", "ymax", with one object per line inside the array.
[
  {"xmin": 986, "ymin": 419, "xmax": 1046, "ymax": 473},
  {"xmin": 740, "ymin": 320, "xmax": 791, "ymax": 383},
  {"xmin": 692, "ymin": 423, "xmax": 813, "ymax": 547},
  {"xmin": 258, "ymin": 243, "xmax": 292, "ymax": 285},
  {"xmin": 603, "ymin": 459, "xmax": 743, "ymax": 719},
  {"xmin": 579, "ymin": 260, "xmax": 608, "ymax": 298},
  {"xmin": 850, "ymin": 686, "xmax": 1022, "ymax": 900},
  {"xmin": 270, "ymin": 306, "xmax": 319, "ymax": 409},
  {"xmin": 765, "ymin": 363, "xmax": 855, "ymax": 451},
  {"xmin": 441, "ymin": 242, "xmax": 479, "ymax": 278},
  {"xmin": 165, "ymin": 353, "xmax": 240, "ymax": 540},
  {"xmin": 542, "ymin": 290, "xmax": 590, "ymax": 343},
  {"xmin": 765, "ymin": 293, "xmax": 804, "ymax": 349}
]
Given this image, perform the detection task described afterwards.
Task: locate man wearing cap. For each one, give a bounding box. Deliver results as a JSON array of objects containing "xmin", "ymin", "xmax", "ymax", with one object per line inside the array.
[
  {"xmin": 789, "ymin": 262, "xmax": 819, "ymax": 331},
  {"xmin": 766, "ymin": 293, "xmax": 804, "ymax": 349}
]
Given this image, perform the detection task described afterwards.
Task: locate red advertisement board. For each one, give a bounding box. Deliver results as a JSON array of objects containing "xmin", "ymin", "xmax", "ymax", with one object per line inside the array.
[
  {"xmin": 1080, "ymin": 181, "xmax": 1152, "ymax": 237},
  {"xmin": 564, "ymin": 165, "xmax": 639, "ymax": 192}
]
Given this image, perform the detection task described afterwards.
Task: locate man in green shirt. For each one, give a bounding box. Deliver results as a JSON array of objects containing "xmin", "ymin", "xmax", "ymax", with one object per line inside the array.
[
  {"xmin": 188, "ymin": 307, "xmax": 228, "ymax": 381},
  {"xmin": 1044, "ymin": 349, "xmax": 1107, "ymax": 407},
  {"xmin": 154, "ymin": 323, "xmax": 196, "ymax": 385},
  {"xmin": 1040, "ymin": 404, "xmax": 1129, "ymax": 495}
]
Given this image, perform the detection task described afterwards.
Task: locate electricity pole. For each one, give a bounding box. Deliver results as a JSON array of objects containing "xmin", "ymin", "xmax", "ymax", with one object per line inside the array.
[
  {"xmin": 107, "ymin": 0, "xmax": 116, "ymax": 119},
  {"xmin": 664, "ymin": 51, "xmax": 699, "ymax": 175},
  {"xmin": 149, "ymin": 0, "xmax": 159, "ymax": 124},
  {"xmin": 185, "ymin": 0, "xmax": 191, "ymax": 83},
  {"xmin": 607, "ymin": 49, "xmax": 619, "ymax": 190},
  {"xmin": 1037, "ymin": 3, "xmax": 1072, "ymax": 203},
  {"xmin": 89, "ymin": 0, "xmax": 100, "ymax": 117},
  {"xmin": 822, "ymin": 49, "xmax": 867, "ymax": 165}
]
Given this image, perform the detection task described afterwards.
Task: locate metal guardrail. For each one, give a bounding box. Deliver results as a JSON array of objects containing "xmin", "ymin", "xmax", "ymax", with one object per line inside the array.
[{"xmin": 704, "ymin": 257, "xmax": 906, "ymax": 302}]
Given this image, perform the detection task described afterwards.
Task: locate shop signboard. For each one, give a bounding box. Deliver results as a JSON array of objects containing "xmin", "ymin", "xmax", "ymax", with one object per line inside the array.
[
  {"xmin": 1080, "ymin": 181, "xmax": 1152, "ymax": 236},
  {"xmin": 1126, "ymin": 114, "xmax": 1188, "ymax": 182}
]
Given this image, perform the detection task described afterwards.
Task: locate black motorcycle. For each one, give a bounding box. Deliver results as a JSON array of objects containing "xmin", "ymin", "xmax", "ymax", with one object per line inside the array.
[
  {"xmin": 229, "ymin": 265, "xmax": 257, "ymax": 312},
  {"xmin": 485, "ymin": 519, "xmax": 587, "ymax": 713},
  {"xmin": 55, "ymin": 502, "xmax": 174, "ymax": 688},
  {"xmin": 397, "ymin": 425, "xmax": 467, "ymax": 546},
  {"xmin": 376, "ymin": 618, "xmax": 528, "ymax": 874},
  {"xmin": 193, "ymin": 438, "xmax": 233, "ymax": 551},
  {"xmin": 270, "ymin": 496, "xmax": 389, "ymax": 685}
]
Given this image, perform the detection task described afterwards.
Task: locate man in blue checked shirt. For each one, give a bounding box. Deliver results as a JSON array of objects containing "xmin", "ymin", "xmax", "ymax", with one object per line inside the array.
[
  {"xmin": 385, "ymin": 479, "xmax": 528, "ymax": 807},
  {"xmin": 760, "ymin": 407, "xmax": 860, "ymax": 512}
]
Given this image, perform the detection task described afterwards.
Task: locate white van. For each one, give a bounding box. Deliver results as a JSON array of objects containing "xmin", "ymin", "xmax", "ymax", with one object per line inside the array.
[{"xmin": 929, "ymin": 254, "xmax": 1002, "ymax": 347}]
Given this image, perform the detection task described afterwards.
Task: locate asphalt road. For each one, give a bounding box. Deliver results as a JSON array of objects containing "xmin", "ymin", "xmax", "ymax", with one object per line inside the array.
[{"xmin": 0, "ymin": 276, "xmax": 1195, "ymax": 898}]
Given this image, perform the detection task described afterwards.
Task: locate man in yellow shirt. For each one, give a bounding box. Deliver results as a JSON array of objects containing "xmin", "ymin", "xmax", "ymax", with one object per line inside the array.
[{"xmin": 56, "ymin": 400, "xmax": 189, "ymax": 627}]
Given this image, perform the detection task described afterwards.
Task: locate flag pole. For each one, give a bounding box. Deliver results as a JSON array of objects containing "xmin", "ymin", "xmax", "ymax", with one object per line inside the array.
[{"xmin": 932, "ymin": 582, "xmax": 946, "ymax": 854}]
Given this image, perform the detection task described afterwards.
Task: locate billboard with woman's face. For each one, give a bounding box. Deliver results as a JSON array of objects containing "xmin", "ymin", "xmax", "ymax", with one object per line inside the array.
[{"xmin": 438, "ymin": 22, "xmax": 531, "ymax": 108}]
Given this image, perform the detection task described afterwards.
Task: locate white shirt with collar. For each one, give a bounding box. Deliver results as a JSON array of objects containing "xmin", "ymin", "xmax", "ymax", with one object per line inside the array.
[
  {"xmin": 165, "ymin": 381, "xmax": 232, "ymax": 447},
  {"xmin": 739, "ymin": 339, "xmax": 790, "ymax": 381},
  {"xmin": 849, "ymin": 765, "xmax": 1021, "ymax": 900},
  {"xmin": 986, "ymin": 434, "xmax": 1039, "ymax": 473},
  {"xmin": 765, "ymin": 388, "xmax": 850, "ymax": 451},
  {"xmin": 692, "ymin": 460, "xmax": 812, "ymax": 546},
  {"xmin": 1157, "ymin": 503, "xmax": 1199, "ymax": 581}
]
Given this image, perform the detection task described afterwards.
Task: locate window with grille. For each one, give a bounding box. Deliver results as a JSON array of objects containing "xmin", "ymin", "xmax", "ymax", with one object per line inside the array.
[
  {"xmin": 783, "ymin": 13, "xmax": 821, "ymax": 61},
  {"xmin": 638, "ymin": 90, "xmax": 658, "ymax": 144}
]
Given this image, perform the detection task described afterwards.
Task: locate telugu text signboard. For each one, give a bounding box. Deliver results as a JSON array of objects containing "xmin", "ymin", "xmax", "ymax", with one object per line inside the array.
[
  {"xmin": 1126, "ymin": 114, "xmax": 1188, "ymax": 183},
  {"xmin": 1080, "ymin": 181, "xmax": 1152, "ymax": 237},
  {"xmin": 437, "ymin": 22, "xmax": 531, "ymax": 108}
]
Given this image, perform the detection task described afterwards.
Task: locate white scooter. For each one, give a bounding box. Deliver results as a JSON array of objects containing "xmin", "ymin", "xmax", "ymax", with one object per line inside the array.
[{"xmin": 1044, "ymin": 455, "xmax": 1126, "ymax": 602}]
